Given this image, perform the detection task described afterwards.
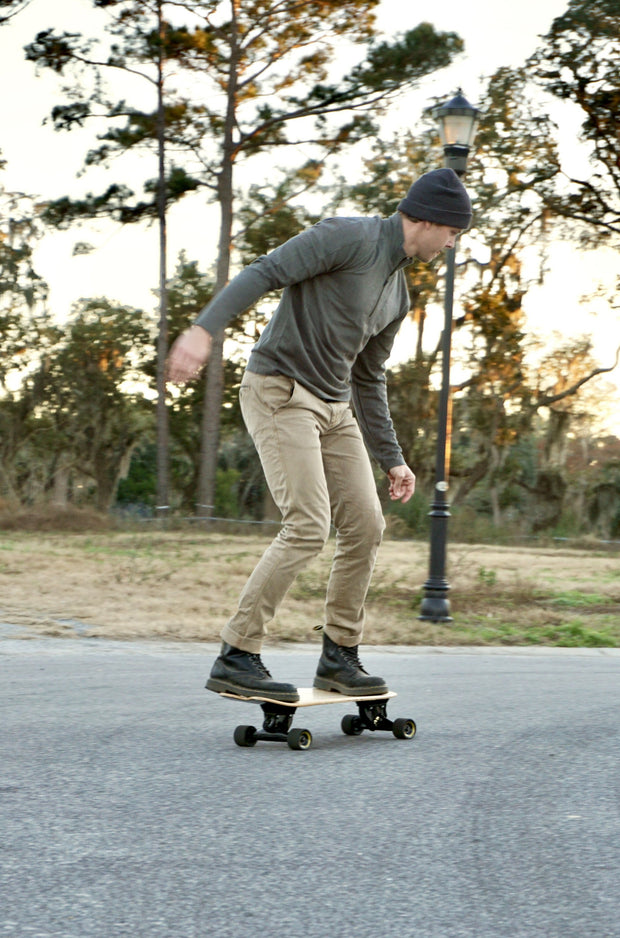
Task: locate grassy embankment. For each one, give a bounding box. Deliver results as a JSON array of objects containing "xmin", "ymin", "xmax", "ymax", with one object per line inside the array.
[{"xmin": 1, "ymin": 510, "xmax": 618, "ymax": 647}]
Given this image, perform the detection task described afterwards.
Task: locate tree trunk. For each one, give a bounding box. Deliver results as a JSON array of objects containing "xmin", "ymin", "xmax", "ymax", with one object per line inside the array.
[
  {"xmin": 198, "ymin": 330, "xmax": 226, "ymax": 513},
  {"xmin": 197, "ymin": 0, "xmax": 238, "ymax": 515},
  {"xmin": 51, "ymin": 463, "xmax": 70, "ymax": 508},
  {"xmin": 197, "ymin": 167, "xmax": 233, "ymax": 512},
  {"xmin": 543, "ymin": 408, "xmax": 570, "ymax": 469},
  {"xmin": 490, "ymin": 486, "xmax": 501, "ymax": 527},
  {"xmin": 155, "ymin": 0, "xmax": 169, "ymax": 519},
  {"xmin": 93, "ymin": 440, "xmax": 136, "ymax": 513}
]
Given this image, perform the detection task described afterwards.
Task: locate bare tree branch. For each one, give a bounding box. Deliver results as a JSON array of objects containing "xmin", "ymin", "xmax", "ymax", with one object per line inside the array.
[
  {"xmin": 538, "ymin": 345, "xmax": 620, "ymax": 407},
  {"xmin": 0, "ymin": 0, "xmax": 32, "ymax": 25}
]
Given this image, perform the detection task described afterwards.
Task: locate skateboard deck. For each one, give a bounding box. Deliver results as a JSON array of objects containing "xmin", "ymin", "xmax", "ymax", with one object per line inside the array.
[
  {"xmin": 215, "ymin": 686, "xmax": 416, "ymax": 751},
  {"xmin": 221, "ymin": 687, "xmax": 397, "ymax": 707}
]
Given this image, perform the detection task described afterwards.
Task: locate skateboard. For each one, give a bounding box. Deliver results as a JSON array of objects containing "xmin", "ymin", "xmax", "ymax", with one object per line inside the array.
[{"xmin": 216, "ymin": 687, "xmax": 417, "ymax": 750}]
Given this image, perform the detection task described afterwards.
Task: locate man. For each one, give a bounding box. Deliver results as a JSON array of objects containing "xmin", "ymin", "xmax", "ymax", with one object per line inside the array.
[{"xmin": 167, "ymin": 167, "xmax": 472, "ymax": 703}]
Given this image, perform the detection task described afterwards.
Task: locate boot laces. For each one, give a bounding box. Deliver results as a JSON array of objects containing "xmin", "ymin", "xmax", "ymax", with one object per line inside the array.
[
  {"xmin": 249, "ymin": 653, "xmax": 272, "ymax": 678},
  {"xmin": 340, "ymin": 645, "xmax": 367, "ymax": 674}
]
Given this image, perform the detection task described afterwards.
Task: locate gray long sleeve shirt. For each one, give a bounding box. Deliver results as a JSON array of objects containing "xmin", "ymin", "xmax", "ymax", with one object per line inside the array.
[{"xmin": 195, "ymin": 212, "xmax": 412, "ymax": 472}]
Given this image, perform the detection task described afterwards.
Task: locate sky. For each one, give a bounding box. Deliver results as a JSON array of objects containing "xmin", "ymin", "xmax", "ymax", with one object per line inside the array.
[{"xmin": 1, "ymin": 0, "xmax": 619, "ymax": 426}]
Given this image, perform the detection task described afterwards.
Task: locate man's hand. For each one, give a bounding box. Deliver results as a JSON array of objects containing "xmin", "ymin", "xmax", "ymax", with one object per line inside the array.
[
  {"xmin": 166, "ymin": 325, "xmax": 212, "ymax": 384},
  {"xmin": 387, "ymin": 464, "xmax": 416, "ymax": 503}
]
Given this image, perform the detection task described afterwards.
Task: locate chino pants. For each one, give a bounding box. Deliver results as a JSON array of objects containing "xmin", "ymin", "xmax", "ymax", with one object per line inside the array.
[{"xmin": 220, "ymin": 371, "xmax": 385, "ymax": 653}]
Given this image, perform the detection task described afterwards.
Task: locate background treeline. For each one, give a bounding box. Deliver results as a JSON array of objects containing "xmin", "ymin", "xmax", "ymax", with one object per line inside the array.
[{"xmin": 0, "ymin": 0, "xmax": 619, "ymax": 540}]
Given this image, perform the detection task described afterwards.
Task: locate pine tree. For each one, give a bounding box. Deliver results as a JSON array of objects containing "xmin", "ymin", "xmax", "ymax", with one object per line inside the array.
[{"xmin": 24, "ymin": 0, "xmax": 463, "ymax": 513}]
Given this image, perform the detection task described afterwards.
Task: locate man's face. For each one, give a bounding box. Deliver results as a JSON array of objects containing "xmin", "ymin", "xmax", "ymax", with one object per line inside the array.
[{"xmin": 402, "ymin": 218, "xmax": 462, "ymax": 262}]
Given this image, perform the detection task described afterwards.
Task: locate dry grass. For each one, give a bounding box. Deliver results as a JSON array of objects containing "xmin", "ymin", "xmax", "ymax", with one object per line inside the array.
[{"xmin": 1, "ymin": 515, "xmax": 619, "ymax": 647}]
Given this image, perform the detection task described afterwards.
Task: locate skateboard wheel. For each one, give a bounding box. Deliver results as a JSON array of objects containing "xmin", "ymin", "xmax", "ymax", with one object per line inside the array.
[
  {"xmin": 233, "ymin": 724, "xmax": 258, "ymax": 747},
  {"xmin": 341, "ymin": 714, "xmax": 363, "ymax": 736},
  {"xmin": 392, "ymin": 718, "xmax": 416, "ymax": 740},
  {"xmin": 287, "ymin": 728, "xmax": 312, "ymax": 751}
]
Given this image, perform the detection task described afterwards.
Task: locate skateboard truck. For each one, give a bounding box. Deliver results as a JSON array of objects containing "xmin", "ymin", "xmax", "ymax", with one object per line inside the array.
[
  {"xmin": 347, "ymin": 698, "xmax": 398, "ymax": 734},
  {"xmin": 259, "ymin": 702, "xmax": 296, "ymax": 739},
  {"xmin": 223, "ymin": 689, "xmax": 416, "ymax": 751},
  {"xmin": 233, "ymin": 702, "xmax": 313, "ymax": 750}
]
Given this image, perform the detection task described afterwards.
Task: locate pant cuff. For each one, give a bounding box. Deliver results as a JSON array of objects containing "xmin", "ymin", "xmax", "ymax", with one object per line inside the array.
[
  {"xmin": 323, "ymin": 626, "xmax": 363, "ymax": 647},
  {"xmin": 220, "ymin": 626, "xmax": 263, "ymax": 655}
]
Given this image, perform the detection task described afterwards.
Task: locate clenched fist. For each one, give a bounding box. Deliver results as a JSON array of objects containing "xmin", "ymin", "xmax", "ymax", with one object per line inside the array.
[{"xmin": 166, "ymin": 325, "xmax": 212, "ymax": 384}]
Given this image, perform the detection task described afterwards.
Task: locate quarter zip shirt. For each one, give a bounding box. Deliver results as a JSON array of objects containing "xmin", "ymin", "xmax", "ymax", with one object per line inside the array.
[{"xmin": 195, "ymin": 212, "xmax": 412, "ymax": 472}]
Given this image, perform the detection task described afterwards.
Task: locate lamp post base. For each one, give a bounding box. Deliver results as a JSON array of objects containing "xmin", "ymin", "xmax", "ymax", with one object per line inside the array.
[
  {"xmin": 419, "ymin": 582, "xmax": 453, "ymax": 622},
  {"xmin": 419, "ymin": 495, "xmax": 453, "ymax": 622}
]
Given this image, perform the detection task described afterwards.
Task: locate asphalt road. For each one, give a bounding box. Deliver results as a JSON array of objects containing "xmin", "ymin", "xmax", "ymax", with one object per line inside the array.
[{"xmin": 2, "ymin": 639, "xmax": 620, "ymax": 938}]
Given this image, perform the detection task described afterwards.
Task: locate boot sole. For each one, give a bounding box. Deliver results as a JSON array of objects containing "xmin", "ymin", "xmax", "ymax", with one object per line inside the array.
[
  {"xmin": 206, "ymin": 676, "xmax": 300, "ymax": 703},
  {"xmin": 313, "ymin": 676, "xmax": 388, "ymax": 697}
]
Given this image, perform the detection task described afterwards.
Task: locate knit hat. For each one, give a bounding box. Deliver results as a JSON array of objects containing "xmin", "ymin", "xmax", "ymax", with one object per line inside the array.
[{"xmin": 397, "ymin": 167, "xmax": 472, "ymax": 229}]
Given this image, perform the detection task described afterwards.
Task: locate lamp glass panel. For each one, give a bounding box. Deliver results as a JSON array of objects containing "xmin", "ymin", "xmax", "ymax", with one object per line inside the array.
[{"xmin": 440, "ymin": 113, "xmax": 478, "ymax": 147}]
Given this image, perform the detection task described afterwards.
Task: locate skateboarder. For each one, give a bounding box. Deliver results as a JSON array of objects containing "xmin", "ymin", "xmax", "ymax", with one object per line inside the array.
[{"xmin": 167, "ymin": 167, "xmax": 472, "ymax": 702}]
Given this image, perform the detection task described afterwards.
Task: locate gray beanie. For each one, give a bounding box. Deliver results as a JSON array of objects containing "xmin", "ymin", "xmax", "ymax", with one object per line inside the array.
[{"xmin": 397, "ymin": 167, "xmax": 472, "ymax": 229}]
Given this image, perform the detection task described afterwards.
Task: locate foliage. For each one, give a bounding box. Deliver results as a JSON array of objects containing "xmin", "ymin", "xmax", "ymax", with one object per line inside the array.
[
  {"xmin": 116, "ymin": 441, "xmax": 157, "ymax": 510},
  {"xmin": 0, "ymin": 177, "xmax": 60, "ymax": 504},
  {"xmin": 528, "ymin": 0, "xmax": 620, "ymax": 245},
  {"xmin": 23, "ymin": 3, "xmax": 463, "ymax": 239},
  {"xmin": 0, "ymin": 184, "xmax": 50, "ymax": 386},
  {"xmin": 3, "ymin": 0, "xmax": 619, "ymax": 536},
  {"xmin": 23, "ymin": 0, "xmax": 465, "ymax": 511},
  {"xmin": 341, "ymin": 61, "xmax": 619, "ymax": 532},
  {"xmin": 235, "ymin": 166, "xmax": 323, "ymax": 264},
  {"xmin": 1, "ymin": 298, "xmax": 153, "ymax": 510}
]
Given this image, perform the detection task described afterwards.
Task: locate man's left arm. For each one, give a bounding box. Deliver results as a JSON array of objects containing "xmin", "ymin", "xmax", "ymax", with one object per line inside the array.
[{"xmin": 351, "ymin": 321, "xmax": 416, "ymax": 503}]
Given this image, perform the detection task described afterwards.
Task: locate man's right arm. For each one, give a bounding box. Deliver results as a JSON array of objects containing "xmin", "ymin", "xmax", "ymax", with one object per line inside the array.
[
  {"xmin": 166, "ymin": 219, "xmax": 360, "ymax": 384},
  {"xmin": 166, "ymin": 262, "xmax": 273, "ymax": 384},
  {"xmin": 195, "ymin": 265, "xmax": 275, "ymax": 335},
  {"xmin": 195, "ymin": 217, "xmax": 362, "ymax": 335}
]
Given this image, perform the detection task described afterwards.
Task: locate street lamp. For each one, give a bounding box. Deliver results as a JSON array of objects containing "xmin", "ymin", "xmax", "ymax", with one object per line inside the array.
[
  {"xmin": 432, "ymin": 89, "xmax": 481, "ymax": 175},
  {"xmin": 419, "ymin": 90, "xmax": 481, "ymax": 623}
]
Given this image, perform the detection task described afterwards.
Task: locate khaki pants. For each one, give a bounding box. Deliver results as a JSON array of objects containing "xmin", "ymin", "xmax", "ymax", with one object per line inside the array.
[{"xmin": 221, "ymin": 371, "xmax": 385, "ymax": 653}]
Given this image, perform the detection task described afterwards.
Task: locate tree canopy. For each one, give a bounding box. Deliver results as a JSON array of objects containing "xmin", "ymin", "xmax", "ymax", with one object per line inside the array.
[
  {"xmin": 1, "ymin": 0, "xmax": 619, "ymax": 537},
  {"xmin": 529, "ymin": 0, "xmax": 620, "ymax": 244}
]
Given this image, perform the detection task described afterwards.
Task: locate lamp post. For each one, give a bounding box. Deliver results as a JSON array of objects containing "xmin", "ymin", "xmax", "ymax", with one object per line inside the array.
[{"xmin": 419, "ymin": 90, "xmax": 481, "ymax": 622}]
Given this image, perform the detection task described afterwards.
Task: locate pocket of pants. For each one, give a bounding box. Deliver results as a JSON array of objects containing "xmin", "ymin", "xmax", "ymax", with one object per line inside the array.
[{"xmin": 261, "ymin": 375, "xmax": 296, "ymax": 413}]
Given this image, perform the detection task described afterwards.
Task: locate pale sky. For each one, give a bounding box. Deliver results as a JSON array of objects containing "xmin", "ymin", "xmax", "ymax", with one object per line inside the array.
[{"xmin": 2, "ymin": 0, "xmax": 619, "ymax": 426}]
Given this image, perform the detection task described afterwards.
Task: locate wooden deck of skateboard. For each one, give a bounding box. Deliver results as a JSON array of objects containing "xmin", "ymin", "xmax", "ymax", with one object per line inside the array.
[{"xmin": 220, "ymin": 687, "xmax": 397, "ymax": 707}]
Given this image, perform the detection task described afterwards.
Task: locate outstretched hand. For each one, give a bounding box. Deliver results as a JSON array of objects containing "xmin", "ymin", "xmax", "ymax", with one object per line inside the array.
[
  {"xmin": 166, "ymin": 325, "xmax": 212, "ymax": 384},
  {"xmin": 387, "ymin": 464, "xmax": 416, "ymax": 504}
]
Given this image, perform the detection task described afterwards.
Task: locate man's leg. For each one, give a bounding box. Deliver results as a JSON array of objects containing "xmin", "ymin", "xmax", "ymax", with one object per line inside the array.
[
  {"xmin": 323, "ymin": 408, "xmax": 386, "ymax": 645},
  {"xmin": 207, "ymin": 374, "xmax": 332, "ymax": 700},
  {"xmin": 313, "ymin": 407, "xmax": 388, "ymax": 695},
  {"xmin": 222, "ymin": 374, "xmax": 333, "ymax": 651}
]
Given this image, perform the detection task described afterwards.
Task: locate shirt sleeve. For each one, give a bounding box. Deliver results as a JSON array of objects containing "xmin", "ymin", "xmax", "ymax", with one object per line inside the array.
[
  {"xmin": 195, "ymin": 219, "xmax": 364, "ymax": 335},
  {"xmin": 351, "ymin": 317, "xmax": 407, "ymax": 474}
]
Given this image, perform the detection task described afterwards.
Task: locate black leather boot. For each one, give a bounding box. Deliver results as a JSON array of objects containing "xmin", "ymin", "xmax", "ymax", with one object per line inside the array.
[
  {"xmin": 206, "ymin": 643, "xmax": 299, "ymax": 702},
  {"xmin": 313, "ymin": 632, "xmax": 388, "ymax": 696}
]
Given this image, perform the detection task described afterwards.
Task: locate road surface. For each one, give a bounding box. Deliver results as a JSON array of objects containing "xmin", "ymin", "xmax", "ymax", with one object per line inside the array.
[{"xmin": 2, "ymin": 639, "xmax": 619, "ymax": 937}]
